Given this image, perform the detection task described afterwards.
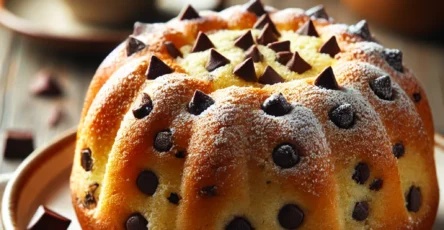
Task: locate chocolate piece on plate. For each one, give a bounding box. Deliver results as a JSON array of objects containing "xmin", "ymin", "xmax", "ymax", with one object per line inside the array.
[{"xmin": 27, "ymin": 205, "xmax": 71, "ymax": 230}]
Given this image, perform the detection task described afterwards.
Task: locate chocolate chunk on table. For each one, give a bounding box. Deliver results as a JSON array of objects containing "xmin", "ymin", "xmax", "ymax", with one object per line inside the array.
[
  {"xmin": 2, "ymin": 130, "xmax": 35, "ymax": 160},
  {"xmin": 27, "ymin": 205, "xmax": 71, "ymax": 230},
  {"xmin": 29, "ymin": 69, "xmax": 63, "ymax": 97}
]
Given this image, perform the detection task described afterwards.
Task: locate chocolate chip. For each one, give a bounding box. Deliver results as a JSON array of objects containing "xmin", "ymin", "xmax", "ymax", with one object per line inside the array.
[
  {"xmin": 352, "ymin": 162, "xmax": 370, "ymax": 184},
  {"xmin": 348, "ymin": 20, "xmax": 372, "ymax": 41},
  {"xmin": 178, "ymin": 4, "xmax": 200, "ymax": 20},
  {"xmin": 286, "ymin": 52, "xmax": 311, "ymax": 74},
  {"xmin": 188, "ymin": 90, "xmax": 215, "ymax": 115},
  {"xmin": 191, "ymin": 32, "xmax": 215, "ymax": 53},
  {"xmin": 154, "ymin": 129, "xmax": 173, "ymax": 152},
  {"xmin": 137, "ymin": 170, "xmax": 159, "ymax": 196},
  {"xmin": 369, "ymin": 75, "xmax": 393, "ymax": 100},
  {"xmin": 305, "ymin": 5, "xmax": 329, "ymax": 20},
  {"xmin": 234, "ymin": 30, "xmax": 255, "ymax": 50},
  {"xmin": 27, "ymin": 206, "xmax": 71, "ymax": 230},
  {"xmin": 296, "ymin": 20, "xmax": 319, "ymax": 37},
  {"xmin": 413, "ymin": 92, "xmax": 421, "ymax": 103},
  {"xmin": 267, "ymin": 40, "xmax": 290, "ymax": 53},
  {"xmin": 258, "ymin": 66, "xmax": 285, "ymax": 85},
  {"xmin": 127, "ymin": 36, "xmax": 146, "ymax": 56},
  {"xmin": 30, "ymin": 70, "xmax": 63, "ymax": 97},
  {"xmin": 164, "ymin": 41, "xmax": 183, "ymax": 58},
  {"xmin": 262, "ymin": 93, "xmax": 292, "ymax": 116},
  {"xmin": 3, "ymin": 130, "xmax": 35, "ymax": 160},
  {"xmin": 329, "ymin": 103, "xmax": 355, "ymax": 129},
  {"xmin": 272, "ymin": 144, "xmax": 300, "ymax": 168},
  {"xmin": 245, "ymin": 0, "xmax": 266, "ymax": 16},
  {"xmin": 393, "ymin": 142, "xmax": 405, "ymax": 158},
  {"xmin": 226, "ymin": 217, "xmax": 253, "ymax": 230},
  {"xmin": 84, "ymin": 192, "xmax": 96, "ymax": 209},
  {"xmin": 167, "ymin": 193, "xmax": 181, "ymax": 205},
  {"xmin": 175, "ymin": 151, "xmax": 186, "ymax": 158},
  {"xmin": 369, "ymin": 178, "xmax": 383, "ymax": 191},
  {"xmin": 245, "ymin": 45, "xmax": 263, "ymax": 62},
  {"xmin": 352, "ymin": 201, "xmax": 369, "ymax": 221},
  {"xmin": 126, "ymin": 213, "xmax": 148, "ymax": 230},
  {"xmin": 146, "ymin": 56, "xmax": 173, "ymax": 80},
  {"xmin": 314, "ymin": 66, "xmax": 339, "ymax": 90},
  {"xmin": 276, "ymin": 51, "xmax": 293, "ymax": 65},
  {"xmin": 206, "ymin": 49, "xmax": 230, "ymax": 72},
  {"xmin": 319, "ymin": 36, "xmax": 341, "ymax": 58},
  {"xmin": 278, "ymin": 204, "xmax": 304, "ymax": 229},
  {"xmin": 254, "ymin": 14, "xmax": 280, "ymax": 36},
  {"xmin": 48, "ymin": 106, "xmax": 63, "ymax": 127},
  {"xmin": 257, "ymin": 23, "xmax": 278, "ymax": 45},
  {"xmin": 406, "ymin": 186, "xmax": 422, "ymax": 212},
  {"xmin": 383, "ymin": 49, "xmax": 403, "ymax": 72},
  {"xmin": 200, "ymin": 185, "xmax": 217, "ymax": 197},
  {"xmin": 132, "ymin": 93, "xmax": 153, "ymax": 119},
  {"xmin": 81, "ymin": 148, "xmax": 93, "ymax": 171},
  {"xmin": 233, "ymin": 58, "xmax": 257, "ymax": 82}
]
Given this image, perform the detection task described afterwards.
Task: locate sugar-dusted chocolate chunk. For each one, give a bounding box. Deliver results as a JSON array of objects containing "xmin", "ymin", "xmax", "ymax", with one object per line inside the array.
[
  {"xmin": 167, "ymin": 192, "xmax": 181, "ymax": 205},
  {"xmin": 126, "ymin": 213, "xmax": 148, "ymax": 230},
  {"xmin": 127, "ymin": 36, "xmax": 146, "ymax": 56},
  {"xmin": 406, "ymin": 186, "xmax": 422, "ymax": 212},
  {"xmin": 234, "ymin": 30, "xmax": 255, "ymax": 50},
  {"xmin": 272, "ymin": 144, "xmax": 300, "ymax": 168},
  {"xmin": 27, "ymin": 205, "xmax": 71, "ymax": 230},
  {"xmin": 262, "ymin": 93, "xmax": 292, "ymax": 116},
  {"xmin": 178, "ymin": 4, "xmax": 200, "ymax": 20},
  {"xmin": 305, "ymin": 5, "xmax": 329, "ymax": 20},
  {"xmin": 132, "ymin": 93, "xmax": 153, "ymax": 119},
  {"xmin": 352, "ymin": 201, "xmax": 369, "ymax": 221},
  {"xmin": 383, "ymin": 48, "xmax": 403, "ymax": 72},
  {"xmin": 48, "ymin": 106, "xmax": 63, "ymax": 127},
  {"xmin": 226, "ymin": 217, "xmax": 253, "ymax": 230},
  {"xmin": 267, "ymin": 40, "xmax": 291, "ymax": 53},
  {"xmin": 137, "ymin": 170, "xmax": 159, "ymax": 196},
  {"xmin": 188, "ymin": 90, "xmax": 215, "ymax": 115},
  {"xmin": 254, "ymin": 14, "xmax": 280, "ymax": 36},
  {"xmin": 352, "ymin": 162, "xmax": 370, "ymax": 184},
  {"xmin": 245, "ymin": 45, "xmax": 263, "ymax": 63},
  {"xmin": 3, "ymin": 130, "xmax": 34, "ymax": 160},
  {"xmin": 286, "ymin": 52, "xmax": 311, "ymax": 74},
  {"xmin": 146, "ymin": 56, "xmax": 173, "ymax": 80},
  {"xmin": 413, "ymin": 92, "xmax": 421, "ymax": 103},
  {"xmin": 369, "ymin": 178, "xmax": 383, "ymax": 191},
  {"xmin": 30, "ymin": 70, "xmax": 63, "ymax": 97},
  {"xmin": 349, "ymin": 20, "xmax": 372, "ymax": 41},
  {"xmin": 319, "ymin": 36, "xmax": 341, "ymax": 58},
  {"xmin": 206, "ymin": 49, "xmax": 230, "ymax": 72},
  {"xmin": 369, "ymin": 75, "xmax": 393, "ymax": 100},
  {"xmin": 258, "ymin": 66, "xmax": 285, "ymax": 85},
  {"xmin": 257, "ymin": 23, "xmax": 278, "ymax": 45},
  {"xmin": 276, "ymin": 51, "xmax": 293, "ymax": 65},
  {"xmin": 314, "ymin": 66, "xmax": 339, "ymax": 90},
  {"xmin": 296, "ymin": 20, "xmax": 319, "ymax": 37},
  {"xmin": 233, "ymin": 58, "xmax": 257, "ymax": 82},
  {"xmin": 200, "ymin": 185, "xmax": 217, "ymax": 197},
  {"xmin": 278, "ymin": 204, "xmax": 304, "ymax": 229},
  {"xmin": 154, "ymin": 129, "xmax": 173, "ymax": 152},
  {"xmin": 191, "ymin": 32, "xmax": 215, "ymax": 53},
  {"xmin": 81, "ymin": 148, "xmax": 93, "ymax": 171},
  {"xmin": 393, "ymin": 142, "xmax": 405, "ymax": 158},
  {"xmin": 164, "ymin": 41, "xmax": 183, "ymax": 58},
  {"xmin": 245, "ymin": 0, "xmax": 266, "ymax": 16},
  {"xmin": 329, "ymin": 103, "xmax": 355, "ymax": 129}
]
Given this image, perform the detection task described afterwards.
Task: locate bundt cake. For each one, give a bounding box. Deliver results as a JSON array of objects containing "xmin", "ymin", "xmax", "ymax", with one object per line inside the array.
[{"xmin": 70, "ymin": 1, "xmax": 439, "ymax": 229}]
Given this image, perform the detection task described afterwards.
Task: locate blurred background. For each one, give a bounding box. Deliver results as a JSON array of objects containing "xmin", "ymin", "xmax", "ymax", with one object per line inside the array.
[{"xmin": 0, "ymin": 0, "xmax": 443, "ymax": 173}]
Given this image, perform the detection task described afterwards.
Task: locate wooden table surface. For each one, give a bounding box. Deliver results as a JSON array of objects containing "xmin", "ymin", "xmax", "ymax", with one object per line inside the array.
[{"xmin": 0, "ymin": 0, "xmax": 443, "ymax": 173}]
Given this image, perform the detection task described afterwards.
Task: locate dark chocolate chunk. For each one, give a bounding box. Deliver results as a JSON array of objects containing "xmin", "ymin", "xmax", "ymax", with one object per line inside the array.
[
  {"xmin": 276, "ymin": 51, "xmax": 293, "ymax": 65},
  {"xmin": 146, "ymin": 56, "xmax": 173, "ymax": 80},
  {"xmin": 406, "ymin": 186, "xmax": 422, "ymax": 212},
  {"xmin": 257, "ymin": 23, "xmax": 278, "ymax": 45},
  {"xmin": 132, "ymin": 93, "xmax": 153, "ymax": 119},
  {"xmin": 348, "ymin": 20, "xmax": 372, "ymax": 41},
  {"xmin": 245, "ymin": 0, "xmax": 266, "ymax": 16},
  {"xmin": 393, "ymin": 142, "xmax": 405, "ymax": 158},
  {"xmin": 369, "ymin": 178, "xmax": 383, "ymax": 191},
  {"xmin": 272, "ymin": 144, "xmax": 300, "ymax": 168},
  {"xmin": 286, "ymin": 52, "xmax": 312, "ymax": 74},
  {"xmin": 234, "ymin": 30, "xmax": 256, "ymax": 50},
  {"xmin": 314, "ymin": 66, "xmax": 339, "ymax": 90},
  {"xmin": 254, "ymin": 14, "xmax": 280, "ymax": 36},
  {"xmin": 296, "ymin": 20, "xmax": 319, "ymax": 37},
  {"xmin": 200, "ymin": 185, "xmax": 217, "ymax": 197},
  {"xmin": 154, "ymin": 129, "xmax": 173, "ymax": 152},
  {"xmin": 319, "ymin": 36, "xmax": 341, "ymax": 58},
  {"xmin": 369, "ymin": 75, "xmax": 393, "ymax": 100},
  {"xmin": 81, "ymin": 148, "xmax": 93, "ymax": 171},
  {"xmin": 305, "ymin": 5, "xmax": 329, "ymax": 20},
  {"xmin": 267, "ymin": 40, "xmax": 291, "ymax": 53},
  {"xmin": 3, "ymin": 130, "xmax": 34, "ymax": 160},
  {"xmin": 352, "ymin": 162, "xmax": 370, "ymax": 184},
  {"xmin": 48, "ymin": 106, "xmax": 63, "ymax": 127},
  {"xmin": 175, "ymin": 151, "xmax": 186, "ymax": 158},
  {"xmin": 127, "ymin": 36, "xmax": 146, "ymax": 57},
  {"xmin": 191, "ymin": 32, "xmax": 215, "ymax": 53},
  {"xmin": 136, "ymin": 170, "xmax": 159, "ymax": 196},
  {"xmin": 278, "ymin": 204, "xmax": 304, "ymax": 229},
  {"xmin": 206, "ymin": 49, "xmax": 230, "ymax": 72},
  {"xmin": 329, "ymin": 103, "xmax": 355, "ymax": 129},
  {"xmin": 84, "ymin": 191, "xmax": 96, "ymax": 209},
  {"xmin": 413, "ymin": 92, "xmax": 421, "ymax": 103},
  {"xmin": 178, "ymin": 4, "xmax": 200, "ymax": 21},
  {"xmin": 164, "ymin": 41, "xmax": 183, "ymax": 58},
  {"xmin": 352, "ymin": 201, "xmax": 369, "ymax": 221},
  {"xmin": 167, "ymin": 193, "xmax": 181, "ymax": 205},
  {"xmin": 233, "ymin": 58, "xmax": 257, "ymax": 82},
  {"xmin": 126, "ymin": 213, "xmax": 148, "ymax": 230},
  {"xmin": 258, "ymin": 66, "xmax": 285, "ymax": 85},
  {"xmin": 383, "ymin": 49, "xmax": 403, "ymax": 72},
  {"xmin": 226, "ymin": 217, "xmax": 253, "ymax": 230},
  {"xmin": 245, "ymin": 45, "xmax": 263, "ymax": 63},
  {"xmin": 262, "ymin": 93, "xmax": 292, "ymax": 116},
  {"xmin": 30, "ymin": 70, "xmax": 63, "ymax": 97},
  {"xmin": 27, "ymin": 205, "xmax": 71, "ymax": 230},
  {"xmin": 188, "ymin": 90, "xmax": 215, "ymax": 115}
]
